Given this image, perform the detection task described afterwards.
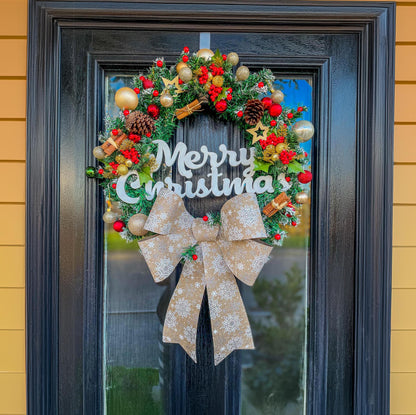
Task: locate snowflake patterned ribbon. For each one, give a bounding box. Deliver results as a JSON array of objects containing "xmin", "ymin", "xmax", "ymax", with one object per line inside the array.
[{"xmin": 138, "ymin": 188, "xmax": 272, "ymax": 365}]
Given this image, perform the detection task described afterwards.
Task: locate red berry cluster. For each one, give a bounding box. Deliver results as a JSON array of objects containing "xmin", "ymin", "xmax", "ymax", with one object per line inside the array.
[
  {"xmin": 128, "ymin": 133, "xmax": 141, "ymax": 143},
  {"xmin": 279, "ymin": 150, "xmax": 297, "ymax": 164},
  {"xmin": 208, "ymin": 85, "xmax": 223, "ymax": 102},
  {"xmin": 109, "ymin": 162, "xmax": 119, "ymax": 175},
  {"xmin": 121, "ymin": 148, "xmax": 140, "ymax": 164},
  {"xmin": 259, "ymin": 133, "xmax": 285, "ymax": 149},
  {"xmin": 209, "ymin": 64, "xmax": 224, "ymax": 76},
  {"xmin": 198, "ymin": 66, "xmax": 209, "ymax": 84},
  {"xmin": 215, "ymin": 99, "xmax": 227, "ymax": 112}
]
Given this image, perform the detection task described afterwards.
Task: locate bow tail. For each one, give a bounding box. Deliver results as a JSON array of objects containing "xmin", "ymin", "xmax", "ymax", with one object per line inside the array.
[
  {"xmin": 162, "ymin": 251, "xmax": 205, "ymax": 363},
  {"xmin": 201, "ymin": 242, "xmax": 255, "ymax": 365}
]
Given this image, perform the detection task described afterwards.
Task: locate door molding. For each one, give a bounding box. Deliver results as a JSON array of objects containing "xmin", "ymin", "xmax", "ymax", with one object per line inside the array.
[{"xmin": 27, "ymin": 1, "xmax": 395, "ymax": 414}]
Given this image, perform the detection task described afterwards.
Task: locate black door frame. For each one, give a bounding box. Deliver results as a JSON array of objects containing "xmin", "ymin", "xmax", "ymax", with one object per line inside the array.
[{"xmin": 26, "ymin": 1, "xmax": 395, "ymax": 414}]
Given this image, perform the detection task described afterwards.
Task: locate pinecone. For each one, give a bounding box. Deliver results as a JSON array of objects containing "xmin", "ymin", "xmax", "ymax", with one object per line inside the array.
[
  {"xmin": 125, "ymin": 111, "xmax": 155, "ymax": 136},
  {"xmin": 244, "ymin": 99, "xmax": 264, "ymax": 125},
  {"xmin": 119, "ymin": 139, "xmax": 134, "ymax": 151}
]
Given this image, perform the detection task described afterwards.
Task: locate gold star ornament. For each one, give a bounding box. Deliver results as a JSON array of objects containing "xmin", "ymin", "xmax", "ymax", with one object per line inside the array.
[
  {"xmin": 247, "ymin": 121, "xmax": 270, "ymax": 144},
  {"xmin": 162, "ymin": 76, "xmax": 183, "ymax": 95}
]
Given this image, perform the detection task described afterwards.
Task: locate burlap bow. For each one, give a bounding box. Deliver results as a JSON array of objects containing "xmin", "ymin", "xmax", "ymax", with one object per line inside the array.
[{"xmin": 138, "ymin": 188, "xmax": 273, "ymax": 365}]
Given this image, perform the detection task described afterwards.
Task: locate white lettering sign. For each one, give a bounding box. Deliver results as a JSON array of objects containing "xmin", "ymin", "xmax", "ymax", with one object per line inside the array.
[{"xmin": 116, "ymin": 140, "xmax": 274, "ymax": 203}]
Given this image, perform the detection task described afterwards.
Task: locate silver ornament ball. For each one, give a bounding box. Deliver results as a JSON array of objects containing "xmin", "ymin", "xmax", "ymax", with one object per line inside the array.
[
  {"xmin": 271, "ymin": 90, "xmax": 284, "ymax": 104},
  {"xmin": 93, "ymin": 146, "xmax": 106, "ymax": 160},
  {"xmin": 295, "ymin": 192, "xmax": 309, "ymax": 204},
  {"xmin": 127, "ymin": 213, "xmax": 149, "ymax": 236},
  {"xmin": 292, "ymin": 120, "xmax": 315, "ymax": 142},
  {"xmin": 103, "ymin": 211, "xmax": 118, "ymax": 224},
  {"xmin": 227, "ymin": 52, "xmax": 239, "ymax": 66},
  {"xmin": 160, "ymin": 91, "xmax": 174, "ymax": 108},
  {"xmin": 236, "ymin": 66, "xmax": 250, "ymax": 81}
]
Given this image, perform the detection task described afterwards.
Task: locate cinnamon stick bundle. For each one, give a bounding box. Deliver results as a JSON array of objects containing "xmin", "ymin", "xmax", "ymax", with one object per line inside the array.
[
  {"xmin": 263, "ymin": 192, "xmax": 291, "ymax": 217},
  {"xmin": 101, "ymin": 133, "xmax": 127, "ymax": 156}
]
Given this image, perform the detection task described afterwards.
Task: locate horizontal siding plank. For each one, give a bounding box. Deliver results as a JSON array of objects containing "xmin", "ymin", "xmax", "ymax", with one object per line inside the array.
[
  {"xmin": 394, "ymin": 165, "xmax": 416, "ymax": 204},
  {"xmin": 396, "ymin": 45, "xmax": 416, "ymax": 82},
  {"xmin": 394, "ymin": 125, "xmax": 416, "ymax": 163},
  {"xmin": 393, "ymin": 247, "xmax": 416, "ymax": 288},
  {"xmin": 0, "ymin": 205, "xmax": 24, "ymax": 245},
  {"xmin": 0, "ymin": 121, "xmax": 25, "ymax": 161},
  {"xmin": 395, "ymin": 85, "xmax": 416, "ymax": 123},
  {"xmin": 392, "ymin": 289, "xmax": 416, "ymax": 330},
  {"xmin": 0, "ymin": 40, "xmax": 26, "ymax": 77},
  {"xmin": 0, "ymin": 0, "xmax": 27, "ymax": 37},
  {"xmin": 0, "ymin": 80, "xmax": 26, "ymax": 119},
  {"xmin": 0, "ymin": 289, "xmax": 24, "ymax": 330},
  {"xmin": 0, "ymin": 330, "xmax": 24, "ymax": 373},
  {"xmin": 393, "ymin": 206, "xmax": 416, "ymax": 246},
  {"xmin": 0, "ymin": 163, "xmax": 25, "ymax": 203},
  {"xmin": 397, "ymin": 6, "xmax": 416, "ymax": 43},
  {"xmin": 392, "ymin": 331, "xmax": 416, "ymax": 373},
  {"xmin": 391, "ymin": 373, "xmax": 416, "ymax": 414},
  {"xmin": 0, "ymin": 373, "xmax": 25, "ymax": 414},
  {"xmin": 0, "ymin": 247, "xmax": 24, "ymax": 288}
]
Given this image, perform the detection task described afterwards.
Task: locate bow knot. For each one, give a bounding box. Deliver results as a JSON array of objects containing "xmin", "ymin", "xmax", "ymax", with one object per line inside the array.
[{"xmin": 138, "ymin": 188, "xmax": 272, "ymax": 365}]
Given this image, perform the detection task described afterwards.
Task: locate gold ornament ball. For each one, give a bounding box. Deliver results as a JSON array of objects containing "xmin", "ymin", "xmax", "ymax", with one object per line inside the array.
[
  {"xmin": 227, "ymin": 52, "xmax": 239, "ymax": 66},
  {"xmin": 115, "ymin": 87, "xmax": 139, "ymax": 110},
  {"xmin": 292, "ymin": 120, "xmax": 315, "ymax": 142},
  {"xmin": 271, "ymin": 90, "xmax": 284, "ymax": 104},
  {"xmin": 117, "ymin": 164, "xmax": 129, "ymax": 176},
  {"xmin": 92, "ymin": 146, "xmax": 106, "ymax": 160},
  {"xmin": 125, "ymin": 159, "xmax": 133, "ymax": 168},
  {"xmin": 275, "ymin": 143, "xmax": 287, "ymax": 154},
  {"xmin": 196, "ymin": 48, "xmax": 214, "ymax": 60},
  {"xmin": 160, "ymin": 91, "xmax": 174, "ymax": 108},
  {"xmin": 271, "ymin": 153, "xmax": 280, "ymax": 162},
  {"xmin": 212, "ymin": 75, "xmax": 224, "ymax": 87},
  {"xmin": 103, "ymin": 211, "xmax": 118, "ymax": 224},
  {"xmin": 295, "ymin": 192, "xmax": 309, "ymax": 204},
  {"xmin": 176, "ymin": 61, "xmax": 188, "ymax": 73},
  {"xmin": 127, "ymin": 213, "xmax": 149, "ymax": 236},
  {"xmin": 178, "ymin": 67, "xmax": 193, "ymax": 83},
  {"xmin": 236, "ymin": 66, "xmax": 250, "ymax": 81}
]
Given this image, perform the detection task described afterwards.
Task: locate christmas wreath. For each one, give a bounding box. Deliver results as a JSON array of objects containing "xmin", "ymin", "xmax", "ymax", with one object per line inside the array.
[
  {"xmin": 87, "ymin": 47, "xmax": 313, "ymax": 249},
  {"xmin": 86, "ymin": 47, "xmax": 314, "ymax": 363}
]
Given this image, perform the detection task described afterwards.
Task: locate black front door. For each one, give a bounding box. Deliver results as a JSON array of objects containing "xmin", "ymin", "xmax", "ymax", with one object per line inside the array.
[{"xmin": 27, "ymin": 2, "xmax": 394, "ymax": 415}]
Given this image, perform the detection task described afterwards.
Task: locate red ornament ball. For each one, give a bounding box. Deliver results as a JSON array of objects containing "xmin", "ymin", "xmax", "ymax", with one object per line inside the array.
[
  {"xmin": 134, "ymin": 87, "xmax": 140, "ymax": 94},
  {"xmin": 111, "ymin": 129, "xmax": 119, "ymax": 136},
  {"xmin": 192, "ymin": 254, "xmax": 198, "ymax": 261},
  {"xmin": 304, "ymin": 152, "xmax": 308, "ymax": 157},
  {"xmin": 274, "ymin": 234, "xmax": 281, "ymax": 240},
  {"xmin": 292, "ymin": 221, "xmax": 297, "ymax": 227},
  {"xmin": 142, "ymin": 78, "xmax": 154, "ymax": 89},
  {"xmin": 215, "ymin": 99, "xmax": 227, "ymax": 113},
  {"xmin": 203, "ymin": 215, "xmax": 209, "ymax": 222},
  {"xmin": 113, "ymin": 220, "xmax": 125, "ymax": 232},
  {"xmin": 287, "ymin": 112, "xmax": 294, "ymax": 119},
  {"xmin": 226, "ymin": 94, "xmax": 232, "ymax": 101},
  {"xmin": 146, "ymin": 132, "xmax": 152, "ymax": 138},
  {"xmin": 152, "ymin": 90, "xmax": 159, "ymax": 97},
  {"xmin": 297, "ymin": 170, "xmax": 312, "ymax": 184},
  {"xmin": 261, "ymin": 97, "xmax": 272, "ymax": 110},
  {"xmin": 286, "ymin": 213, "xmax": 292, "ymax": 218},
  {"xmin": 237, "ymin": 110, "xmax": 243, "ymax": 118},
  {"xmin": 258, "ymin": 81, "xmax": 264, "ymax": 88},
  {"xmin": 183, "ymin": 46, "xmax": 189, "ymax": 53},
  {"xmin": 182, "ymin": 55, "xmax": 189, "ymax": 63},
  {"xmin": 228, "ymin": 88, "xmax": 233, "ymax": 93},
  {"xmin": 270, "ymin": 120, "xmax": 277, "ymax": 126},
  {"xmin": 178, "ymin": 79, "xmax": 184, "ymax": 85},
  {"xmin": 297, "ymin": 106, "xmax": 303, "ymax": 112},
  {"xmin": 112, "ymin": 183, "xmax": 117, "ymax": 189},
  {"xmin": 139, "ymin": 76, "xmax": 145, "ymax": 81},
  {"xmin": 123, "ymin": 110, "xmax": 130, "ymax": 116},
  {"xmin": 222, "ymin": 54, "xmax": 227, "ymax": 61},
  {"xmin": 98, "ymin": 168, "xmax": 104, "ymax": 175},
  {"xmin": 156, "ymin": 60, "xmax": 163, "ymax": 67},
  {"xmin": 147, "ymin": 104, "xmax": 160, "ymax": 118},
  {"xmin": 285, "ymin": 177, "xmax": 291, "ymax": 182},
  {"xmin": 269, "ymin": 104, "xmax": 282, "ymax": 117}
]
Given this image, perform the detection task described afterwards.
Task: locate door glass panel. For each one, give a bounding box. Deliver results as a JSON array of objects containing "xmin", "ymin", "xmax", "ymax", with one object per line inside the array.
[{"xmin": 103, "ymin": 74, "xmax": 312, "ymax": 415}]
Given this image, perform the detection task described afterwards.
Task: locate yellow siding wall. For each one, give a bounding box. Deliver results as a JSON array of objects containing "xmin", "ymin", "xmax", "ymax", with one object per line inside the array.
[{"xmin": 0, "ymin": 1, "xmax": 414, "ymax": 414}]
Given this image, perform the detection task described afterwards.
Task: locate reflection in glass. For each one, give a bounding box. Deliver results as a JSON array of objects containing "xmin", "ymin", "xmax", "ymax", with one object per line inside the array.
[{"xmin": 103, "ymin": 75, "xmax": 312, "ymax": 414}]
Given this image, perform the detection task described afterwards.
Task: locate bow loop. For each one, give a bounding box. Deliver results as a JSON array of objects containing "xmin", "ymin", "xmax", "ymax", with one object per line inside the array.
[{"xmin": 220, "ymin": 193, "xmax": 268, "ymax": 241}]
